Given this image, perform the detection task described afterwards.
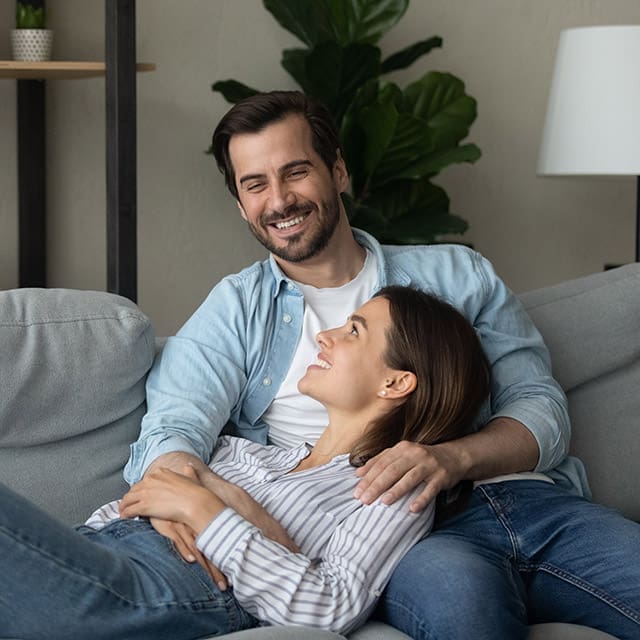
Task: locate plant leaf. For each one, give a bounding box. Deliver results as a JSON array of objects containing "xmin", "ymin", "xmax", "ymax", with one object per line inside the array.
[
  {"xmin": 393, "ymin": 143, "xmax": 481, "ymax": 180},
  {"xmin": 281, "ymin": 49, "xmax": 314, "ymax": 94},
  {"xmin": 326, "ymin": 0, "xmax": 410, "ymax": 45},
  {"xmin": 263, "ymin": 0, "xmax": 336, "ymax": 46},
  {"xmin": 211, "ymin": 80, "xmax": 260, "ymax": 104},
  {"xmin": 302, "ymin": 42, "xmax": 380, "ymax": 121},
  {"xmin": 405, "ymin": 72, "xmax": 478, "ymax": 145},
  {"xmin": 365, "ymin": 179, "xmax": 450, "ymax": 221},
  {"xmin": 381, "ymin": 36, "xmax": 442, "ymax": 73}
]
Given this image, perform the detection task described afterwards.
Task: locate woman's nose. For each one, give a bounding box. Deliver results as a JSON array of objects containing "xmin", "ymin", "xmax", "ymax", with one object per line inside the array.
[{"xmin": 316, "ymin": 330, "xmax": 334, "ymax": 348}]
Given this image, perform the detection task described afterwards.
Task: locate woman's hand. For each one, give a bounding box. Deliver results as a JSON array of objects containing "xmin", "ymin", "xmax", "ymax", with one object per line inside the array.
[{"xmin": 120, "ymin": 466, "xmax": 226, "ymax": 533}]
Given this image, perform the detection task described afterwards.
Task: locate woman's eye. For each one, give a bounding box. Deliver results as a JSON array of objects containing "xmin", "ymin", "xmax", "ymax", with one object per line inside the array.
[{"xmin": 350, "ymin": 324, "xmax": 359, "ymax": 336}]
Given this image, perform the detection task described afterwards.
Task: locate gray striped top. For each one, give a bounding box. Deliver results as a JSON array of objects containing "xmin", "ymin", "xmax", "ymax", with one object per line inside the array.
[{"xmin": 87, "ymin": 436, "xmax": 434, "ymax": 634}]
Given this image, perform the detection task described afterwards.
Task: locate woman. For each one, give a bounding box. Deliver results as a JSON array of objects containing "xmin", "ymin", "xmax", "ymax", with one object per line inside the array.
[{"xmin": 0, "ymin": 286, "xmax": 490, "ymax": 640}]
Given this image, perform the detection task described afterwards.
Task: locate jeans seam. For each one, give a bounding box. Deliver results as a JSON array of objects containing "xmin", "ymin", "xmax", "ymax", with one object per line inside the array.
[
  {"xmin": 476, "ymin": 486, "xmax": 521, "ymax": 561},
  {"xmin": 531, "ymin": 562, "xmax": 640, "ymax": 625}
]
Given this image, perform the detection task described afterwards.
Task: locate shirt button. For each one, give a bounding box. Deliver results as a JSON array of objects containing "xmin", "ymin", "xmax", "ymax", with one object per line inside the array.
[
  {"xmin": 263, "ymin": 377, "xmax": 272, "ymax": 386},
  {"xmin": 283, "ymin": 314, "xmax": 292, "ymax": 324}
]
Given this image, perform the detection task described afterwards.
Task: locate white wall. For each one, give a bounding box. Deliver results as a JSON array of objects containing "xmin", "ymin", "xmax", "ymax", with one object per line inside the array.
[{"xmin": 1, "ymin": 1, "xmax": 639, "ymax": 335}]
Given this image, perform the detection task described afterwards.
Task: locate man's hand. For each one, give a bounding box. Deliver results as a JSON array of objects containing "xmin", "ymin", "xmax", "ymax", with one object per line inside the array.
[
  {"xmin": 353, "ymin": 418, "xmax": 540, "ymax": 512},
  {"xmin": 353, "ymin": 440, "xmax": 466, "ymax": 512}
]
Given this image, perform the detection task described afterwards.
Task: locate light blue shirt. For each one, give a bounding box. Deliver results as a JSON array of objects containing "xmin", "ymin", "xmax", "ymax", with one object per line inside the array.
[{"xmin": 124, "ymin": 229, "xmax": 588, "ymax": 495}]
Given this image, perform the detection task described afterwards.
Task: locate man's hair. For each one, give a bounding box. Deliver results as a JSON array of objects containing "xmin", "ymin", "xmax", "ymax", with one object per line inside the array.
[
  {"xmin": 210, "ymin": 91, "xmax": 342, "ymax": 199},
  {"xmin": 350, "ymin": 286, "xmax": 491, "ymax": 466}
]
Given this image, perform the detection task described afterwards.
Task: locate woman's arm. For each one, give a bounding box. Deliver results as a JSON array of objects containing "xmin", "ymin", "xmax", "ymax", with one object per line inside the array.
[
  {"xmin": 196, "ymin": 487, "xmax": 434, "ymax": 634},
  {"xmin": 120, "ymin": 466, "xmax": 226, "ymax": 532}
]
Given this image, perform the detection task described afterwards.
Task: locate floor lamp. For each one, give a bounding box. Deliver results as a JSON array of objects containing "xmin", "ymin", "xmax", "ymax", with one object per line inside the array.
[{"xmin": 538, "ymin": 25, "xmax": 640, "ymax": 262}]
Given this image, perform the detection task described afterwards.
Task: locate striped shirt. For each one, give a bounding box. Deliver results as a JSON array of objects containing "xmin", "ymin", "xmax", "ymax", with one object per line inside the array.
[{"xmin": 87, "ymin": 436, "xmax": 434, "ymax": 634}]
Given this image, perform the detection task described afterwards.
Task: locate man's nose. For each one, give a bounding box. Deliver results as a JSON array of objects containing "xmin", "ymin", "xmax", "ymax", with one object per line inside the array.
[{"xmin": 268, "ymin": 181, "xmax": 295, "ymax": 214}]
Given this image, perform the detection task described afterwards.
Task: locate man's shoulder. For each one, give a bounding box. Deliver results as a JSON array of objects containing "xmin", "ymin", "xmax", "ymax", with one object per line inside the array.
[{"xmin": 382, "ymin": 242, "xmax": 484, "ymax": 281}]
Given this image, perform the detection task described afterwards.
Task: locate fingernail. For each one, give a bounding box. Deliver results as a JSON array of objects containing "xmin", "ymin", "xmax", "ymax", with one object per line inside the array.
[
  {"xmin": 382, "ymin": 492, "xmax": 393, "ymax": 505},
  {"xmin": 217, "ymin": 582, "xmax": 227, "ymax": 591},
  {"xmin": 353, "ymin": 487, "xmax": 363, "ymax": 499},
  {"xmin": 187, "ymin": 554, "xmax": 196, "ymax": 562}
]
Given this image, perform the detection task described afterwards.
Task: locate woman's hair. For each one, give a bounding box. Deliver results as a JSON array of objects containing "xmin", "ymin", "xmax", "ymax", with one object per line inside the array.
[
  {"xmin": 210, "ymin": 90, "xmax": 341, "ymax": 200},
  {"xmin": 349, "ymin": 285, "xmax": 491, "ymax": 467}
]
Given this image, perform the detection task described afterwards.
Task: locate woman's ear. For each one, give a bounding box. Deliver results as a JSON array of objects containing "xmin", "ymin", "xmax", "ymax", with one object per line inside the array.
[{"xmin": 378, "ymin": 371, "xmax": 417, "ymax": 400}]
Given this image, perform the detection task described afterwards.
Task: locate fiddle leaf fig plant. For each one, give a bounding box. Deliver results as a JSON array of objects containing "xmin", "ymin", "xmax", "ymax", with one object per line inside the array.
[{"xmin": 211, "ymin": 0, "xmax": 480, "ymax": 244}]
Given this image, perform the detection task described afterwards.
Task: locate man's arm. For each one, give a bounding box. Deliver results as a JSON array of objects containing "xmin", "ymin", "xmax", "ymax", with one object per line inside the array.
[
  {"xmin": 124, "ymin": 278, "xmax": 251, "ymax": 485},
  {"xmin": 355, "ymin": 248, "xmax": 570, "ymax": 509}
]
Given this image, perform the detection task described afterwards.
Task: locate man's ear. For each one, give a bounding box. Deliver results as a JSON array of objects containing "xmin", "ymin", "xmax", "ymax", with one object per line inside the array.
[
  {"xmin": 237, "ymin": 200, "xmax": 248, "ymax": 221},
  {"xmin": 378, "ymin": 371, "xmax": 417, "ymax": 400},
  {"xmin": 332, "ymin": 150, "xmax": 350, "ymax": 194}
]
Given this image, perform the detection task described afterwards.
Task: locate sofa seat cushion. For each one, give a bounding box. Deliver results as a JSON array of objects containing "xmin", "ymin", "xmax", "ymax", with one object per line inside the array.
[{"xmin": 0, "ymin": 288, "xmax": 155, "ymax": 524}]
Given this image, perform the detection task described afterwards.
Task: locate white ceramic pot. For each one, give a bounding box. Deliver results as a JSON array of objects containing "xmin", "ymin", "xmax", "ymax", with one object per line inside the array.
[{"xmin": 10, "ymin": 29, "xmax": 54, "ymax": 62}]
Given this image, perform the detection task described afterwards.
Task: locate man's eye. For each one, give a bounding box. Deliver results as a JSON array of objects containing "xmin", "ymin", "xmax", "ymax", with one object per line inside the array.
[
  {"xmin": 246, "ymin": 182, "xmax": 265, "ymax": 192},
  {"xmin": 350, "ymin": 324, "xmax": 359, "ymax": 336},
  {"xmin": 288, "ymin": 169, "xmax": 307, "ymax": 179}
]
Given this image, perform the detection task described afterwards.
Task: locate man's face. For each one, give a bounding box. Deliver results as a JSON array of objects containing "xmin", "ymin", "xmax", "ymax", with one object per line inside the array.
[{"xmin": 228, "ymin": 114, "xmax": 348, "ymax": 263}]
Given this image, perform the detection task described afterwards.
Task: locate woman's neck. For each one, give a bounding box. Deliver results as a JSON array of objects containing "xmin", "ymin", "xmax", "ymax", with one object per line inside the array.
[{"xmin": 290, "ymin": 410, "xmax": 372, "ymax": 473}]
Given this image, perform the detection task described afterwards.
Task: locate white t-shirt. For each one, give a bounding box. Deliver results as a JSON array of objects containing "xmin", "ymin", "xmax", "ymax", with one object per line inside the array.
[{"xmin": 264, "ymin": 249, "xmax": 378, "ymax": 448}]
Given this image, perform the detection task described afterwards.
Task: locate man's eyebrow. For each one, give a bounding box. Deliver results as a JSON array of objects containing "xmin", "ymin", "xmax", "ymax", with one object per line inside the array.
[
  {"xmin": 350, "ymin": 313, "xmax": 368, "ymax": 330},
  {"xmin": 238, "ymin": 159, "xmax": 313, "ymax": 186}
]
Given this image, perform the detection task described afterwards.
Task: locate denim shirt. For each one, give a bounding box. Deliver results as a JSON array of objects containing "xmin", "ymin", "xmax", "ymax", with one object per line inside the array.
[{"xmin": 124, "ymin": 230, "xmax": 588, "ymax": 495}]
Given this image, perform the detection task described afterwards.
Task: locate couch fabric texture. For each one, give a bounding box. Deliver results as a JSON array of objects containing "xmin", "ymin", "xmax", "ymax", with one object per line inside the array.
[{"xmin": 2, "ymin": 264, "xmax": 637, "ymax": 640}]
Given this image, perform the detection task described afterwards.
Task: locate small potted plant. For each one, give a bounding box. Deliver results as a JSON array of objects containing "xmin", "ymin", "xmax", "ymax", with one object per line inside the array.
[{"xmin": 11, "ymin": 1, "xmax": 53, "ymax": 62}]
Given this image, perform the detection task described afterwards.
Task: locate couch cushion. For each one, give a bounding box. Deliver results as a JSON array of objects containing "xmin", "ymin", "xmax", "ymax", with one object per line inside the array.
[
  {"xmin": 0, "ymin": 288, "xmax": 155, "ymax": 524},
  {"xmin": 520, "ymin": 264, "xmax": 640, "ymax": 521}
]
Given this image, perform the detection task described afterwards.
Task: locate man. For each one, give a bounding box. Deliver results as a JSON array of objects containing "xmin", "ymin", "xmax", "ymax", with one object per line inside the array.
[{"xmin": 125, "ymin": 91, "xmax": 640, "ymax": 639}]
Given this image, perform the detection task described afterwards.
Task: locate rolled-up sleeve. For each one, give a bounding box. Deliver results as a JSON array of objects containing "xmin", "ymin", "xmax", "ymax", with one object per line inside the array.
[{"xmin": 470, "ymin": 252, "xmax": 570, "ymax": 471}]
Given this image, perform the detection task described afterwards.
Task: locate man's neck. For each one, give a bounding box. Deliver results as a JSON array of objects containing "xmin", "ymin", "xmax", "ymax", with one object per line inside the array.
[{"xmin": 275, "ymin": 222, "xmax": 367, "ymax": 289}]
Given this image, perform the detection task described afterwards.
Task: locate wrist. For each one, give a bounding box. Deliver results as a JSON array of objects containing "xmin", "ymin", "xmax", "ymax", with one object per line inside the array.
[{"xmin": 186, "ymin": 488, "xmax": 227, "ymax": 534}]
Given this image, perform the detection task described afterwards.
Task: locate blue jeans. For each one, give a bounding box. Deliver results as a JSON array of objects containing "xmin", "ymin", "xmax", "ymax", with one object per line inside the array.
[
  {"xmin": 376, "ymin": 480, "xmax": 640, "ymax": 640},
  {"xmin": 0, "ymin": 483, "xmax": 258, "ymax": 640}
]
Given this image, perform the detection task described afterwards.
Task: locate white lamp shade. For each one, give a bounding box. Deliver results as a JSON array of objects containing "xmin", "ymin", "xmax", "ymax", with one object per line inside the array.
[{"xmin": 538, "ymin": 26, "xmax": 640, "ymax": 176}]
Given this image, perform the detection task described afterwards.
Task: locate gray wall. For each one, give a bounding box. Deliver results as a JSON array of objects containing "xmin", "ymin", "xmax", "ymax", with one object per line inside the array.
[{"xmin": 1, "ymin": 1, "xmax": 639, "ymax": 335}]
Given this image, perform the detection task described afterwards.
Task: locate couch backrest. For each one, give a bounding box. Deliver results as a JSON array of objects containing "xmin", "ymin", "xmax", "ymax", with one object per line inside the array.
[
  {"xmin": 0, "ymin": 288, "xmax": 155, "ymax": 524},
  {"xmin": 519, "ymin": 263, "xmax": 640, "ymax": 521},
  {"xmin": 1, "ymin": 267, "xmax": 638, "ymax": 526}
]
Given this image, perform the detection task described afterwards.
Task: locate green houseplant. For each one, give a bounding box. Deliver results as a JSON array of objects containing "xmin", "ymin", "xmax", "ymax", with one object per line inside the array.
[
  {"xmin": 11, "ymin": 1, "xmax": 53, "ymax": 62},
  {"xmin": 212, "ymin": 0, "xmax": 480, "ymax": 245}
]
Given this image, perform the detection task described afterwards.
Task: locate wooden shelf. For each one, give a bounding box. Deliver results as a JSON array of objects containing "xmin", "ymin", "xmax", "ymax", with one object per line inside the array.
[{"xmin": 0, "ymin": 60, "xmax": 155, "ymax": 79}]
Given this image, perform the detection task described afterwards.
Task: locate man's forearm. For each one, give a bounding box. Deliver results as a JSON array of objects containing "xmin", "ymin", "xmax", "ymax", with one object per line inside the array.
[
  {"xmin": 441, "ymin": 416, "xmax": 539, "ymax": 482},
  {"xmin": 146, "ymin": 451, "xmax": 211, "ymax": 477}
]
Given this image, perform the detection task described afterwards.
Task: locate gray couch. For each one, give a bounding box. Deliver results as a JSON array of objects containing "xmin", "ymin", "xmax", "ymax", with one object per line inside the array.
[{"xmin": 3, "ymin": 263, "xmax": 638, "ymax": 640}]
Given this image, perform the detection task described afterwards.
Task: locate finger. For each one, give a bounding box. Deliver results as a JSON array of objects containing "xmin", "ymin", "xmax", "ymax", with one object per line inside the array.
[
  {"xmin": 354, "ymin": 455, "xmax": 415, "ymax": 503},
  {"xmin": 376, "ymin": 465, "xmax": 429, "ymax": 506},
  {"xmin": 353, "ymin": 451, "xmax": 383, "ymax": 477},
  {"xmin": 198, "ymin": 556, "xmax": 227, "ymax": 591},
  {"xmin": 408, "ymin": 478, "xmax": 443, "ymax": 513}
]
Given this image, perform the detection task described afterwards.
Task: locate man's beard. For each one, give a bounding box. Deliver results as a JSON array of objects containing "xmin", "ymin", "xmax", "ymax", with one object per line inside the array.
[{"xmin": 246, "ymin": 190, "xmax": 341, "ymax": 263}]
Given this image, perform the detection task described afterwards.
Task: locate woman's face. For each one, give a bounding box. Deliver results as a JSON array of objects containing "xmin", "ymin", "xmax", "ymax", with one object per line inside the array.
[{"xmin": 298, "ymin": 296, "xmax": 395, "ymax": 412}]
